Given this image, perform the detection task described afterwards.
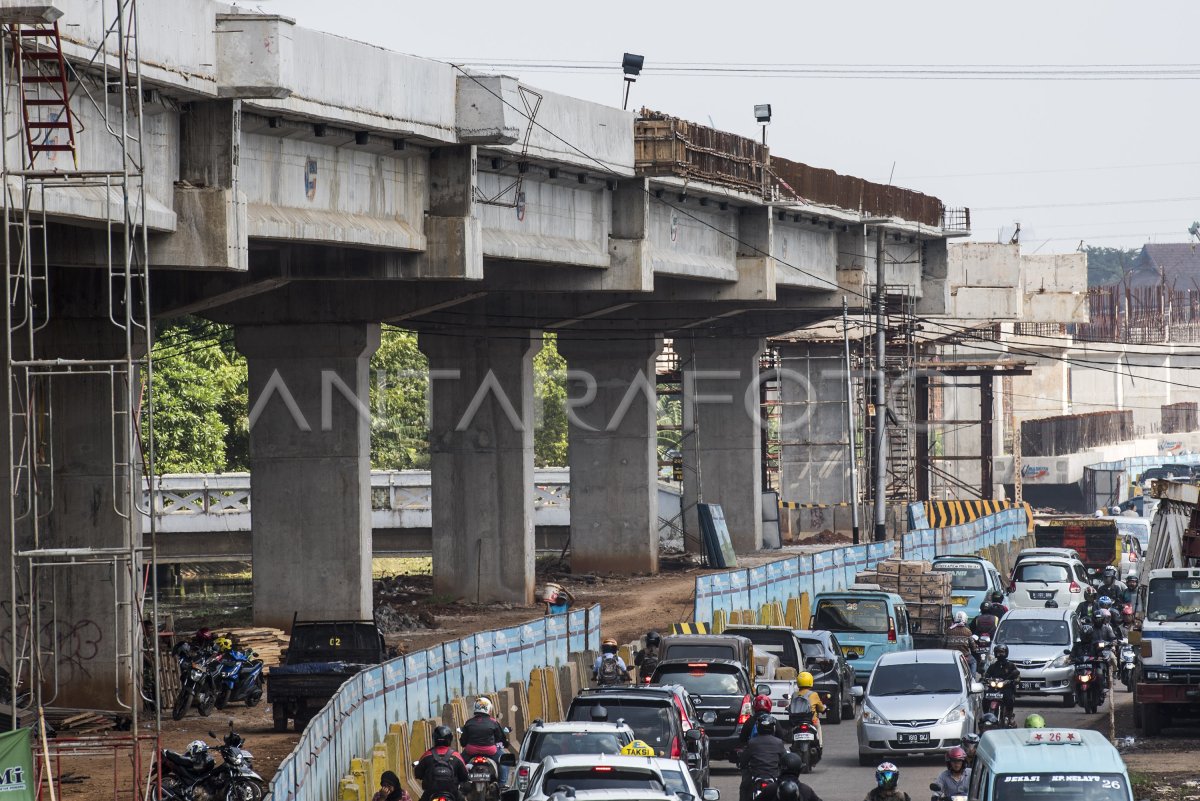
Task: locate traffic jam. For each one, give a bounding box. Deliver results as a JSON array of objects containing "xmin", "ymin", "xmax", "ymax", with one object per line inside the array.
[{"xmin": 410, "ymin": 534, "xmax": 1147, "ymax": 801}]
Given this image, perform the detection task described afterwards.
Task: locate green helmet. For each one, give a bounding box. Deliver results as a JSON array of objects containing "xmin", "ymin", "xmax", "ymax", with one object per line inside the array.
[{"xmin": 1024, "ymin": 713, "xmax": 1045, "ymax": 729}]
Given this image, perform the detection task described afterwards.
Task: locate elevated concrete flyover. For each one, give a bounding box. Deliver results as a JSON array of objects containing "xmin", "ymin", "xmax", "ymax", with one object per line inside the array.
[{"xmin": 13, "ymin": 0, "xmax": 969, "ymax": 641}]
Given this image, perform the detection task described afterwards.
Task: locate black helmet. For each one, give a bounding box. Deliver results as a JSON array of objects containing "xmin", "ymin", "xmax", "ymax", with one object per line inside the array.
[
  {"xmin": 756, "ymin": 713, "xmax": 777, "ymax": 737},
  {"xmin": 1079, "ymin": 626, "xmax": 1094, "ymax": 644},
  {"xmin": 994, "ymin": 644, "xmax": 1009, "ymax": 661},
  {"xmin": 589, "ymin": 704, "xmax": 608, "ymax": 722},
  {"xmin": 989, "ymin": 591, "xmax": 1004, "ymax": 603},
  {"xmin": 781, "ymin": 752, "xmax": 806, "ymax": 776},
  {"xmin": 979, "ymin": 600, "xmax": 992, "ymax": 614},
  {"xmin": 646, "ymin": 631, "xmax": 661, "ymax": 646},
  {"xmin": 777, "ymin": 780, "xmax": 802, "ymax": 801},
  {"xmin": 432, "ymin": 725, "xmax": 453, "ymax": 747}
]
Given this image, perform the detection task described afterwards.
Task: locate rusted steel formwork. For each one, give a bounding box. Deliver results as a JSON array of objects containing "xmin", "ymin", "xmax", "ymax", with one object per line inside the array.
[
  {"xmin": 1074, "ymin": 285, "xmax": 1200, "ymax": 344},
  {"xmin": 1020, "ymin": 409, "xmax": 1135, "ymax": 457},
  {"xmin": 1162, "ymin": 402, "xmax": 1199, "ymax": 434},
  {"xmin": 633, "ymin": 109, "xmax": 965, "ymax": 229}
]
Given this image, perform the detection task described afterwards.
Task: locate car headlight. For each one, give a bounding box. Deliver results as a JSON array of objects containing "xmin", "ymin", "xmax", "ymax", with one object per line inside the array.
[
  {"xmin": 861, "ymin": 705, "xmax": 888, "ymax": 726},
  {"xmin": 1049, "ymin": 654, "xmax": 1071, "ymax": 669},
  {"xmin": 938, "ymin": 704, "xmax": 967, "ymax": 725}
]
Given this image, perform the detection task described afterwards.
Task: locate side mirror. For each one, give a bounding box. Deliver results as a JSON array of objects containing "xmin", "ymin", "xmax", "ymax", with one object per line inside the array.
[
  {"xmin": 781, "ymin": 693, "xmax": 790, "ymax": 701},
  {"xmin": 685, "ymin": 728, "xmax": 702, "ymax": 742},
  {"xmin": 503, "ymin": 726, "xmax": 512, "ymax": 734},
  {"xmin": 499, "ymin": 753, "xmax": 516, "ymax": 768},
  {"xmin": 930, "ymin": 783, "xmax": 941, "ymax": 792},
  {"xmin": 1063, "ymin": 649, "xmax": 1072, "ymax": 655},
  {"xmin": 969, "ymin": 681, "xmax": 984, "ymax": 694},
  {"xmin": 703, "ymin": 790, "xmax": 721, "ymax": 801},
  {"xmin": 849, "ymin": 686, "xmax": 864, "ymax": 699},
  {"xmin": 755, "ymin": 684, "xmax": 771, "ymax": 697}
]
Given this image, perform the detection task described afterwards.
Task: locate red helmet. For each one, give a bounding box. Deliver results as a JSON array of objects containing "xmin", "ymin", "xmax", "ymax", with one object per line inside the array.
[
  {"xmin": 946, "ymin": 746, "xmax": 967, "ymax": 765},
  {"xmin": 753, "ymin": 694, "xmax": 773, "ymax": 713},
  {"xmin": 195, "ymin": 627, "xmax": 214, "ymax": 643}
]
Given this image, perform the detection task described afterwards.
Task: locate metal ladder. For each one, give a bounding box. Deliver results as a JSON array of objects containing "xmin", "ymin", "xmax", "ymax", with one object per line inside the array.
[{"xmin": 9, "ymin": 22, "xmax": 75, "ymax": 164}]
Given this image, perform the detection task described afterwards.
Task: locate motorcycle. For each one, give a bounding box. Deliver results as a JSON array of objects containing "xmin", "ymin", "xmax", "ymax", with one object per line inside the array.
[
  {"xmin": 214, "ymin": 649, "xmax": 264, "ymax": 710},
  {"xmin": 172, "ymin": 646, "xmax": 223, "ymax": 721},
  {"xmin": 977, "ymin": 712, "xmax": 1002, "ymax": 734},
  {"xmin": 463, "ymin": 754, "xmax": 500, "ymax": 801},
  {"xmin": 930, "ymin": 782, "xmax": 968, "ymax": 801},
  {"xmin": 152, "ymin": 727, "xmax": 263, "ymax": 801},
  {"xmin": 982, "ymin": 678, "xmax": 1015, "ymax": 728},
  {"xmin": 786, "ymin": 695, "xmax": 821, "ymax": 773},
  {"xmin": 1074, "ymin": 645, "xmax": 1110, "ymax": 714},
  {"xmin": 212, "ymin": 729, "xmax": 266, "ymax": 801},
  {"xmin": 969, "ymin": 636, "xmax": 992, "ymax": 678},
  {"xmin": 749, "ymin": 776, "xmax": 776, "ymax": 800},
  {"xmin": 1119, "ymin": 639, "xmax": 1136, "ymax": 692}
]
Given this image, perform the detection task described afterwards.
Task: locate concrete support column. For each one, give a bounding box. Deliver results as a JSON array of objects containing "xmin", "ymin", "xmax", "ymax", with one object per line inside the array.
[
  {"xmin": 419, "ymin": 329, "xmax": 540, "ymax": 604},
  {"xmin": 236, "ymin": 323, "xmax": 379, "ymax": 629},
  {"xmin": 559, "ymin": 335, "xmax": 663, "ymax": 574},
  {"xmin": 408, "ymin": 145, "xmax": 482, "ymax": 280},
  {"xmin": 677, "ymin": 336, "xmax": 765, "ymax": 554}
]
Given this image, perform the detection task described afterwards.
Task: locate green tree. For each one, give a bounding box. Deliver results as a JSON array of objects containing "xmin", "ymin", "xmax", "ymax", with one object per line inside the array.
[
  {"xmin": 147, "ymin": 318, "xmax": 246, "ymax": 473},
  {"xmin": 370, "ymin": 328, "xmax": 430, "ymax": 470},
  {"xmin": 534, "ymin": 333, "xmax": 568, "ymax": 467},
  {"xmin": 1085, "ymin": 246, "xmax": 1140, "ymax": 287}
]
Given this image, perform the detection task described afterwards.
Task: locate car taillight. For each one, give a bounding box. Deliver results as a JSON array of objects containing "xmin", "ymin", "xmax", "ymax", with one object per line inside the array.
[
  {"xmin": 737, "ymin": 694, "xmax": 752, "ymax": 724},
  {"xmin": 593, "ymin": 766, "xmax": 613, "ymax": 772},
  {"xmin": 1069, "ymin": 581, "xmax": 1081, "ymax": 594},
  {"xmin": 888, "ymin": 618, "xmax": 896, "ymax": 643},
  {"xmin": 471, "ymin": 757, "xmax": 487, "ymax": 764},
  {"xmin": 643, "ymin": 676, "xmax": 652, "ymax": 684},
  {"xmin": 670, "ymin": 736, "xmax": 681, "ymax": 758},
  {"xmin": 518, "ymin": 767, "xmax": 529, "ymax": 779}
]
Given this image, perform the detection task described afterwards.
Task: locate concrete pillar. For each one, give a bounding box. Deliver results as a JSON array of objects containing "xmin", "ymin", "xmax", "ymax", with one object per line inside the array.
[
  {"xmin": 407, "ymin": 145, "xmax": 482, "ymax": 280},
  {"xmin": 236, "ymin": 323, "xmax": 379, "ymax": 629},
  {"xmin": 559, "ymin": 335, "xmax": 662, "ymax": 574},
  {"xmin": 777, "ymin": 341, "xmax": 851, "ymax": 507},
  {"xmin": 677, "ymin": 337, "xmax": 765, "ymax": 553},
  {"xmin": 3, "ymin": 319, "xmax": 143, "ymax": 709},
  {"xmin": 419, "ymin": 329, "xmax": 540, "ymax": 604}
]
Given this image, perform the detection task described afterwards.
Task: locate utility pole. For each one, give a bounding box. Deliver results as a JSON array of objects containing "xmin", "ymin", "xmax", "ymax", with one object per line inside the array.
[
  {"xmin": 873, "ymin": 229, "xmax": 888, "ymax": 542},
  {"xmin": 843, "ymin": 298, "xmax": 861, "ymax": 545}
]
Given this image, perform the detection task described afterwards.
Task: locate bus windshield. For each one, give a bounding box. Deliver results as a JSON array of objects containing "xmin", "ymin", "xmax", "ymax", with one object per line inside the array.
[{"xmin": 1147, "ymin": 576, "xmax": 1200, "ymax": 621}]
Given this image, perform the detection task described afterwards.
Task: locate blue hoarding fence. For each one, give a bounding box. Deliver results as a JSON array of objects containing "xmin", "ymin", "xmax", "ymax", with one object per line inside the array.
[{"xmin": 272, "ymin": 603, "xmax": 602, "ymax": 801}]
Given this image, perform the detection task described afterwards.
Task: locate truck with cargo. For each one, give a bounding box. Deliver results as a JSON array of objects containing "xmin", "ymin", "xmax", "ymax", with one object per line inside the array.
[
  {"xmin": 1130, "ymin": 480, "xmax": 1200, "ymax": 734},
  {"xmin": 1032, "ymin": 516, "xmax": 1118, "ymax": 574}
]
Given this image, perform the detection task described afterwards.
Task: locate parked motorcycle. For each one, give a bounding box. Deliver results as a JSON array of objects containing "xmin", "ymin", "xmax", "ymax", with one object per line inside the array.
[
  {"xmin": 152, "ymin": 727, "xmax": 263, "ymax": 801},
  {"xmin": 172, "ymin": 646, "xmax": 223, "ymax": 721},
  {"xmin": 1119, "ymin": 639, "xmax": 1136, "ymax": 692},
  {"xmin": 213, "ymin": 729, "xmax": 266, "ymax": 801},
  {"xmin": 786, "ymin": 695, "xmax": 821, "ymax": 773},
  {"xmin": 214, "ymin": 649, "xmax": 264, "ymax": 710},
  {"xmin": 982, "ymin": 678, "xmax": 1015, "ymax": 728}
]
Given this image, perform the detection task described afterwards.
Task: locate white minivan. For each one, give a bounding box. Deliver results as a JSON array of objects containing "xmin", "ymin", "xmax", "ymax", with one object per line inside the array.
[{"xmin": 1007, "ymin": 555, "xmax": 1089, "ymax": 613}]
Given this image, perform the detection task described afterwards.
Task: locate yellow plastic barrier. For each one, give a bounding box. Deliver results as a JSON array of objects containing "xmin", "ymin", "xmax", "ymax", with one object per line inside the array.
[
  {"xmin": 527, "ymin": 667, "xmax": 549, "ymax": 722},
  {"xmin": 386, "ymin": 722, "xmax": 407, "ymax": 775},
  {"xmin": 712, "ymin": 609, "xmax": 727, "ymax": 634},
  {"xmin": 349, "ymin": 758, "xmax": 369, "ymax": 801},
  {"xmin": 542, "ymin": 667, "xmax": 563, "ymax": 722},
  {"xmin": 338, "ymin": 777, "xmax": 363, "ymax": 801},
  {"xmin": 759, "ymin": 601, "xmax": 785, "ymax": 626}
]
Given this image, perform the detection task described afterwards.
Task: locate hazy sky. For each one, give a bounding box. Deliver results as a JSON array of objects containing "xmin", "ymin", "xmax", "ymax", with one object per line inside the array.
[{"xmin": 264, "ymin": 0, "xmax": 1199, "ymax": 254}]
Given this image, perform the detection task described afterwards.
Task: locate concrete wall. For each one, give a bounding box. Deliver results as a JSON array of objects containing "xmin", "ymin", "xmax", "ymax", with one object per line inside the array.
[
  {"xmin": 478, "ymin": 173, "xmax": 610, "ymax": 266},
  {"xmin": 647, "ymin": 201, "xmax": 738, "ymax": 280},
  {"xmin": 773, "ymin": 219, "xmax": 837, "ymax": 289},
  {"xmin": 777, "ymin": 343, "xmax": 852, "ymax": 506}
]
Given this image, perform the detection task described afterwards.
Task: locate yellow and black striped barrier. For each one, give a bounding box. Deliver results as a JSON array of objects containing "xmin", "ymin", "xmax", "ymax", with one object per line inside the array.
[
  {"xmin": 924, "ymin": 499, "xmax": 1033, "ymax": 533},
  {"xmin": 778, "ymin": 501, "xmax": 852, "ymax": 510},
  {"xmin": 669, "ymin": 622, "xmax": 710, "ymax": 634}
]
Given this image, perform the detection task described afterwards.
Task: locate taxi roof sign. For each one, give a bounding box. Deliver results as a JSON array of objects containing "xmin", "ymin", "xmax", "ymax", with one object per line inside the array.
[
  {"xmin": 1025, "ymin": 729, "xmax": 1083, "ymax": 745},
  {"xmin": 621, "ymin": 740, "xmax": 655, "ymax": 756}
]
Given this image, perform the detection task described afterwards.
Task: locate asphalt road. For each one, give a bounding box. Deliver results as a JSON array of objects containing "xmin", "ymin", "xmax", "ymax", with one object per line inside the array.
[{"xmin": 708, "ymin": 688, "xmax": 1131, "ymax": 801}]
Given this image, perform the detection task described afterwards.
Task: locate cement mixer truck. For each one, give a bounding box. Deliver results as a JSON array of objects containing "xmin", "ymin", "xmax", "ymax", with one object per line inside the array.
[{"xmin": 1130, "ymin": 480, "xmax": 1200, "ymax": 734}]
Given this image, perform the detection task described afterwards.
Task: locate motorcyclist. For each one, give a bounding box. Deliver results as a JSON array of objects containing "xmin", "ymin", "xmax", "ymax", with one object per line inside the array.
[
  {"xmin": 738, "ymin": 714, "xmax": 787, "ymax": 801},
  {"xmin": 934, "ymin": 747, "xmax": 971, "ymax": 799},
  {"xmin": 592, "ymin": 637, "xmax": 630, "ymax": 686},
  {"xmin": 1121, "ymin": 574, "xmax": 1140, "ymax": 606},
  {"xmin": 1075, "ymin": 586, "xmax": 1099, "ymax": 626},
  {"xmin": 792, "ymin": 672, "xmax": 825, "ymax": 749},
  {"xmin": 738, "ymin": 699, "xmax": 776, "ymax": 744},
  {"xmin": 971, "ymin": 603, "xmax": 999, "ymax": 639},
  {"xmin": 634, "ymin": 630, "xmax": 662, "ymax": 683},
  {"xmin": 757, "ymin": 753, "xmax": 824, "ymax": 801},
  {"xmin": 1097, "ymin": 600, "xmax": 1123, "ymax": 639},
  {"xmin": 984, "ymin": 644, "xmax": 1020, "ymax": 723},
  {"xmin": 1070, "ymin": 627, "xmax": 1110, "ymax": 692},
  {"xmin": 961, "ymin": 733, "xmax": 980, "ymax": 767},
  {"xmin": 945, "ymin": 613, "xmax": 975, "ymax": 674},
  {"xmin": 1091, "ymin": 611, "xmax": 1118, "ymax": 644},
  {"xmin": 988, "ymin": 591, "xmax": 1009, "ymax": 617},
  {"xmin": 865, "ymin": 762, "xmax": 910, "ymax": 801},
  {"xmin": 459, "ymin": 697, "xmax": 513, "ymax": 784},
  {"xmin": 1096, "ymin": 566, "xmax": 1125, "ymax": 598},
  {"xmin": 414, "ymin": 725, "xmax": 467, "ymax": 801}
]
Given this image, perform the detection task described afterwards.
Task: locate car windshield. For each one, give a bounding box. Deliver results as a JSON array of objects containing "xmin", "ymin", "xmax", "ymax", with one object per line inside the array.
[
  {"xmin": 1147, "ymin": 576, "xmax": 1200, "ymax": 620},
  {"xmin": 567, "ymin": 701, "xmax": 674, "ymax": 749},
  {"xmin": 994, "ymin": 772, "xmax": 1131, "ymax": 801},
  {"xmin": 728, "ymin": 630, "xmax": 799, "ymax": 670},
  {"xmin": 653, "ymin": 664, "xmax": 745, "ymax": 695},
  {"xmin": 995, "ymin": 618, "xmax": 1070, "ymax": 646},
  {"xmin": 522, "ymin": 731, "xmax": 631, "ymax": 762},
  {"xmin": 813, "ymin": 598, "xmax": 889, "ymax": 633},
  {"xmin": 541, "ymin": 768, "xmax": 665, "ymax": 794},
  {"xmin": 869, "ymin": 662, "xmax": 962, "ymax": 696},
  {"xmin": 1015, "ymin": 563, "xmax": 1070, "ymax": 583},
  {"xmin": 933, "ymin": 561, "xmax": 988, "ymax": 590}
]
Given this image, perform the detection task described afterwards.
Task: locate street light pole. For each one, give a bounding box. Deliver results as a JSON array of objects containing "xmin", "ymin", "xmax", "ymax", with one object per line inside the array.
[
  {"xmin": 843, "ymin": 298, "xmax": 861, "ymax": 545},
  {"xmin": 873, "ymin": 229, "xmax": 888, "ymax": 542}
]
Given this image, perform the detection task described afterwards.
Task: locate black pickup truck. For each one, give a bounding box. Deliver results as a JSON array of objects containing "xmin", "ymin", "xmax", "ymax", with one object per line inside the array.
[{"xmin": 268, "ymin": 619, "xmax": 388, "ymax": 732}]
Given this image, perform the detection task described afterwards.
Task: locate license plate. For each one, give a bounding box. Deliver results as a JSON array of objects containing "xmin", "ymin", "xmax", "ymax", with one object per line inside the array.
[
  {"xmin": 984, "ymin": 691, "xmax": 1004, "ymax": 700},
  {"xmin": 1030, "ymin": 591, "xmax": 1055, "ymax": 600},
  {"xmin": 841, "ymin": 645, "xmax": 865, "ymax": 656},
  {"xmin": 951, "ymin": 596, "xmax": 969, "ymax": 606},
  {"xmin": 793, "ymin": 732, "xmax": 815, "ymax": 741},
  {"xmin": 1018, "ymin": 681, "xmax": 1037, "ymax": 691},
  {"xmin": 896, "ymin": 732, "xmax": 930, "ymax": 745},
  {"xmin": 470, "ymin": 769, "xmax": 490, "ymax": 780}
]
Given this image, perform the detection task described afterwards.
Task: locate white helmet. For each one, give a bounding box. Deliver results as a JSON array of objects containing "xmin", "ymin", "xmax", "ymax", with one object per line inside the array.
[
  {"xmin": 474, "ymin": 697, "xmax": 493, "ymax": 716},
  {"xmin": 185, "ymin": 740, "xmax": 208, "ymax": 757},
  {"xmin": 1110, "ymin": 506, "xmax": 1121, "ymax": 515},
  {"xmin": 953, "ymin": 611, "xmax": 968, "ymax": 625}
]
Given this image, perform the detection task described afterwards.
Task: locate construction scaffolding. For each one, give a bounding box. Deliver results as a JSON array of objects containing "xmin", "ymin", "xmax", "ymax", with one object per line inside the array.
[{"xmin": 0, "ymin": 0, "xmax": 158, "ymax": 779}]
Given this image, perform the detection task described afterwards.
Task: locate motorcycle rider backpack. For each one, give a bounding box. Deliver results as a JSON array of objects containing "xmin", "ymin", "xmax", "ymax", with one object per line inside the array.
[
  {"xmin": 597, "ymin": 655, "xmax": 622, "ymax": 686},
  {"xmin": 639, "ymin": 648, "xmax": 659, "ymax": 678},
  {"xmin": 426, "ymin": 752, "xmax": 458, "ymax": 787}
]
